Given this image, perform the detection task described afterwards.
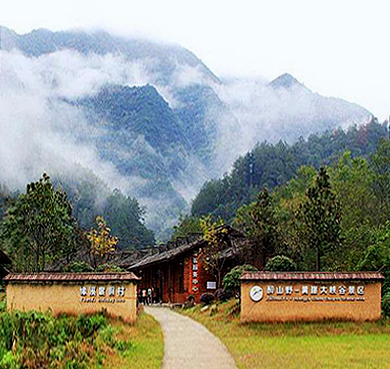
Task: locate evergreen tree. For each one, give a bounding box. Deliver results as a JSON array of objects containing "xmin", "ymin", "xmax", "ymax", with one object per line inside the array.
[
  {"xmin": 234, "ymin": 188, "xmax": 280, "ymax": 269},
  {"xmin": 370, "ymin": 139, "xmax": 390, "ymax": 221},
  {"xmin": 299, "ymin": 167, "xmax": 342, "ymax": 271}
]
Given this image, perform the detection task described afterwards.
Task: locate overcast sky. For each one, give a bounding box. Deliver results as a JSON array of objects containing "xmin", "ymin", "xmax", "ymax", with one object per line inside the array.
[{"xmin": 1, "ymin": 0, "xmax": 389, "ymax": 120}]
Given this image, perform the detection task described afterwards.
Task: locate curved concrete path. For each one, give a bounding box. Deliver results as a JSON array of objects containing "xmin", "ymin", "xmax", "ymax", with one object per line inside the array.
[{"xmin": 145, "ymin": 306, "xmax": 237, "ymax": 369}]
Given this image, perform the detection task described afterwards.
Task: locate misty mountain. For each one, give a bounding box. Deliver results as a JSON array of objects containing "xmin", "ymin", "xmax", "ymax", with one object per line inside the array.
[
  {"xmin": 0, "ymin": 26, "xmax": 372, "ymax": 240},
  {"xmin": 269, "ymin": 73, "xmax": 304, "ymax": 89},
  {"xmin": 0, "ymin": 26, "xmax": 219, "ymax": 85}
]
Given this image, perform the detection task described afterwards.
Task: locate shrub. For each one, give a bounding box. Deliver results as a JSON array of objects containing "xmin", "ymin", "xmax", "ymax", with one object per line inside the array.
[
  {"xmin": 0, "ymin": 351, "xmax": 20, "ymax": 369},
  {"xmin": 96, "ymin": 264, "xmax": 124, "ymax": 273},
  {"xmin": 214, "ymin": 288, "xmax": 233, "ymax": 302},
  {"xmin": 0, "ymin": 311, "xmax": 118, "ymax": 368},
  {"xmin": 200, "ymin": 293, "xmax": 215, "ymax": 305},
  {"xmin": 382, "ymin": 292, "xmax": 390, "ymax": 317},
  {"xmin": 222, "ymin": 264, "xmax": 258, "ymax": 295},
  {"xmin": 0, "ymin": 297, "xmax": 6, "ymax": 313},
  {"xmin": 75, "ymin": 313, "xmax": 107, "ymax": 338},
  {"xmin": 63, "ymin": 261, "xmax": 94, "ymax": 273},
  {"xmin": 265, "ymin": 255, "xmax": 297, "ymax": 272}
]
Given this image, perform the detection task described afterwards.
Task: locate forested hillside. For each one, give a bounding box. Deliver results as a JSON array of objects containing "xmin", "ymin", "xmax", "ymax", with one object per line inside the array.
[
  {"xmin": 173, "ymin": 121, "xmax": 390, "ymax": 302},
  {"xmin": 0, "ymin": 171, "xmax": 155, "ymax": 251},
  {"xmin": 0, "ymin": 26, "xmax": 372, "ymax": 239},
  {"xmin": 191, "ymin": 119, "xmax": 388, "ymax": 220}
]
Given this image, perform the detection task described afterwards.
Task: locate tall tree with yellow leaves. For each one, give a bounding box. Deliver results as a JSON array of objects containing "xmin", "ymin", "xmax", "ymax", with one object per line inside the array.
[{"xmin": 87, "ymin": 216, "xmax": 118, "ymax": 269}]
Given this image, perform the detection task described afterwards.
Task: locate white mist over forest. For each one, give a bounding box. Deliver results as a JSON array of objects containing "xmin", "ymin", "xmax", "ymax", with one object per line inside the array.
[{"xmin": 0, "ymin": 28, "xmax": 372, "ymax": 234}]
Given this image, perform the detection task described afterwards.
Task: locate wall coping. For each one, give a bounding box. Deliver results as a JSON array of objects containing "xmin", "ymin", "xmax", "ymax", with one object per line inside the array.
[
  {"xmin": 4, "ymin": 272, "xmax": 140, "ymax": 283},
  {"xmin": 240, "ymin": 272, "xmax": 384, "ymax": 281}
]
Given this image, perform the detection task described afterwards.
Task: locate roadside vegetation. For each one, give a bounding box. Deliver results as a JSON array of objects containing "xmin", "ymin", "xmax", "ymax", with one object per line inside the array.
[
  {"xmin": 0, "ymin": 294, "xmax": 163, "ymax": 369},
  {"xmin": 180, "ymin": 299, "xmax": 390, "ymax": 369}
]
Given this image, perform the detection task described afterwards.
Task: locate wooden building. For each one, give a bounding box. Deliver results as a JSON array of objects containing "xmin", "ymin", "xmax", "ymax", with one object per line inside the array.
[{"xmin": 128, "ymin": 226, "xmax": 246, "ymax": 303}]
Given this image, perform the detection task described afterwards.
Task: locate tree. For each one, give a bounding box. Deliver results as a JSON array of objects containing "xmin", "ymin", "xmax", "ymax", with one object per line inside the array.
[
  {"xmin": 265, "ymin": 255, "xmax": 297, "ymax": 272},
  {"xmin": 299, "ymin": 167, "xmax": 342, "ymax": 271},
  {"xmin": 1, "ymin": 173, "xmax": 77, "ymax": 272},
  {"xmin": 370, "ymin": 139, "xmax": 390, "ymax": 221},
  {"xmin": 86, "ymin": 216, "xmax": 118, "ymax": 269},
  {"xmin": 330, "ymin": 152, "xmax": 377, "ymax": 229},
  {"xmin": 234, "ymin": 188, "xmax": 280, "ymax": 269},
  {"xmin": 222, "ymin": 264, "xmax": 258, "ymax": 296},
  {"xmin": 199, "ymin": 216, "xmax": 228, "ymax": 288},
  {"xmin": 170, "ymin": 215, "xmax": 201, "ymax": 241},
  {"xmin": 103, "ymin": 189, "xmax": 155, "ymax": 249}
]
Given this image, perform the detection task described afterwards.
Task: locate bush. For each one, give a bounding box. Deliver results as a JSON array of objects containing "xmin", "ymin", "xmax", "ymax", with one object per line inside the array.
[
  {"xmin": 75, "ymin": 313, "xmax": 107, "ymax": 338},
  {"xmin": 200, "ymin": 293, "xmax": 215, "ymax": 305},
  {"xmin": 222, "ymin": 264, "xmax": 258, "ymax": 295},
  {"xmin": 265, "ymin": 255, "xmax": 297, "ymax": 272},
  {"xmin": 214, "ymin": 288, "xmax": 233, "ymax": 302},
  {"xmin": 0, "ymin": 351, "xmax": 20, "ymax": 369},
  {"xmin": 96, "ymin": 264, "xmax": 124, "ymax": 273},
  {"xmin": 63, "ymin": 261, "xmax": 94, "ymax": 273},
  {"xmin": 382, "ymin": 292, "xmax": 390, "ymax": 317},
  {"xmin": 0, "ymin": 311, "xmax": 119, "ymax": 368},
  {"xmin": 0, "ymin": 297, "xmax": 6, "ymax": 313}
]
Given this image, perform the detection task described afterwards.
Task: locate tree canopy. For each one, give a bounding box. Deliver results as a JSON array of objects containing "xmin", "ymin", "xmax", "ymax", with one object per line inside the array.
[{"xmin": 1, "ymin": 174, "xmax": 77, "ymax": 272}]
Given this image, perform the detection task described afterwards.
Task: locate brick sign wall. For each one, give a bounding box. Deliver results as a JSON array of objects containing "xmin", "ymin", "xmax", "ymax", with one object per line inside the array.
[
  {"xmin": 240, "ymin": 272, "xmax": 384, "ymax": 322},
  {"xmin": 5, "ymin": 273, "xmax": 139, "ymax": 322}
]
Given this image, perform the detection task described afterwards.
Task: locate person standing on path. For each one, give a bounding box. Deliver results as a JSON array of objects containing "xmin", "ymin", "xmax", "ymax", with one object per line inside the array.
[{"xmin": 147, "ymin": 286, "xmax": 153, "ymax": 305}]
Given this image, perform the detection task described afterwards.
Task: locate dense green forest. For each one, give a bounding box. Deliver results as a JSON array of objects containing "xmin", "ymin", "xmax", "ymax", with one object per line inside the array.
[
  {"xmin": 173, "ymin": 120, "xmax": 390, "ymax": 301},
  {"xmin": 56, "ymin": 170, "xmax": 155, "ymax": 249},
  {"xmin": 0, "ymin": 171, "xmax": 155, "ymax": 257},
  {"xmin": 191, "ymin": 118, "xmax": 388, "ymax": 220},
  {"xmin": 1, "ymin": 119, "xmax": 390, "ymax": 279}
]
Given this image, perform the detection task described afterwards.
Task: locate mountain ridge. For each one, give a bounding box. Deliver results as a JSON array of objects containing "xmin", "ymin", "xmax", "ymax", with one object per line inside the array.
[{"xmin": 0, "ymin": 25, "xmax": 373, "ymax": 239}]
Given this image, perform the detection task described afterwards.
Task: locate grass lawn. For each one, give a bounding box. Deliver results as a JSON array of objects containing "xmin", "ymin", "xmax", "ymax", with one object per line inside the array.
[
  {"xmin": 180, "ymin": 300, "xmax": 390, "ymax": 369},
  {"xmin": 104, "ymin": 312, "xmax": 164, "ymax": 369}
]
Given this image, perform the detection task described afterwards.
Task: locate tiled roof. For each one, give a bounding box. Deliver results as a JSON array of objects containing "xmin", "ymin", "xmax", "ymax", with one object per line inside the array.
[
  {"xmin": 128, "ymin": 225, "xmax": 245, "ymax": 270},
  {"xmin": 4, "ymin": 272, "xmax": 140, "ymax": 282},
  {"xmin": 129, "ymin": 240, "xmax": 204, "ymax": 270},
  {"xmin": 240, "ymin": 272, "xmax": 384, "ymax": 281}
]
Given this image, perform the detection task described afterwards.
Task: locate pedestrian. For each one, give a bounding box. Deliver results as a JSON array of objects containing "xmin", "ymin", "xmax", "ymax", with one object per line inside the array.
[
  {"xmin": 147, "ymin": 287, "xmax": 153, "ymax": 305},
  {"xmin": 142, "ymin": 289, "xmax": 147, "ymax": 305}
]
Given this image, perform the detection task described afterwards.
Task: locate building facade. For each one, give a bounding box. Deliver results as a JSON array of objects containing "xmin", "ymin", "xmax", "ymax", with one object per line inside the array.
[{"xmin": 128, "ymin": 226, "xmax": 246, "ymax": 303}]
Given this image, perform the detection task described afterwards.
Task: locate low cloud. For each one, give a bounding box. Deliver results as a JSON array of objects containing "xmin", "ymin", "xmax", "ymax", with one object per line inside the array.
[
  {"xmin": 0, "ymin": 41, "xmax": 372, "ymax": 236},
  {"xmin": 0, "ymin": 49, "xmax": 151, "ymax": 194}
]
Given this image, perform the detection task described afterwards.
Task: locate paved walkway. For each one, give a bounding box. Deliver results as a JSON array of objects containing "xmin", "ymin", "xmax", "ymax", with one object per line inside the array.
[{"xmin": 145, "ymin": 306, "xmax": 237, "ymax": 369}]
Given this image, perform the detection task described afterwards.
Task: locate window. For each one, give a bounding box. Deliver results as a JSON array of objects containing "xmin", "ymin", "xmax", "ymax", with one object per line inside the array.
[{"xmin": 206, "ymin": 281, "xmax": 216, "ymax": 289}]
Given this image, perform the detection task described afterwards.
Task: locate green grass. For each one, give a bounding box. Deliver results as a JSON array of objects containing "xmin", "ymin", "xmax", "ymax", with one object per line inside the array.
[
  {"xmin": 180, "ymin": 300, "xmax": 390, "ymax": 369},
  {"xmin": 104, "ymin": 312, "xmax": 164, "ymax": 369},
  {"xmin": 0, "ymin": 291, "xmax": 163, "ymax": 369}
]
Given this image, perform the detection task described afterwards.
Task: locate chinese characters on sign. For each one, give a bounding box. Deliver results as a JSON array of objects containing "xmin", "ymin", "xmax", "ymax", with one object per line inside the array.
[
  {"xmin": 192, "ymin": 252, "xmax": 199, "ymax": 292},
  {"xmin": 80, "ymin": 285, "xmax": 126, "ymax": 303},
  {"xmin": 264, "ymin": 284, "xmax": 365, "ymax": 302}
]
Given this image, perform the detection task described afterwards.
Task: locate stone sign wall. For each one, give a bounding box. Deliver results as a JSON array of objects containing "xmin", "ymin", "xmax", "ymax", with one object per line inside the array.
[
  {"xmin": 5, "ymin": 273, "xmax": 140, "ymax": 322},
  {"xmin": 240, "ymin": 272, "xmax": 384, "ymax": 322}
]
